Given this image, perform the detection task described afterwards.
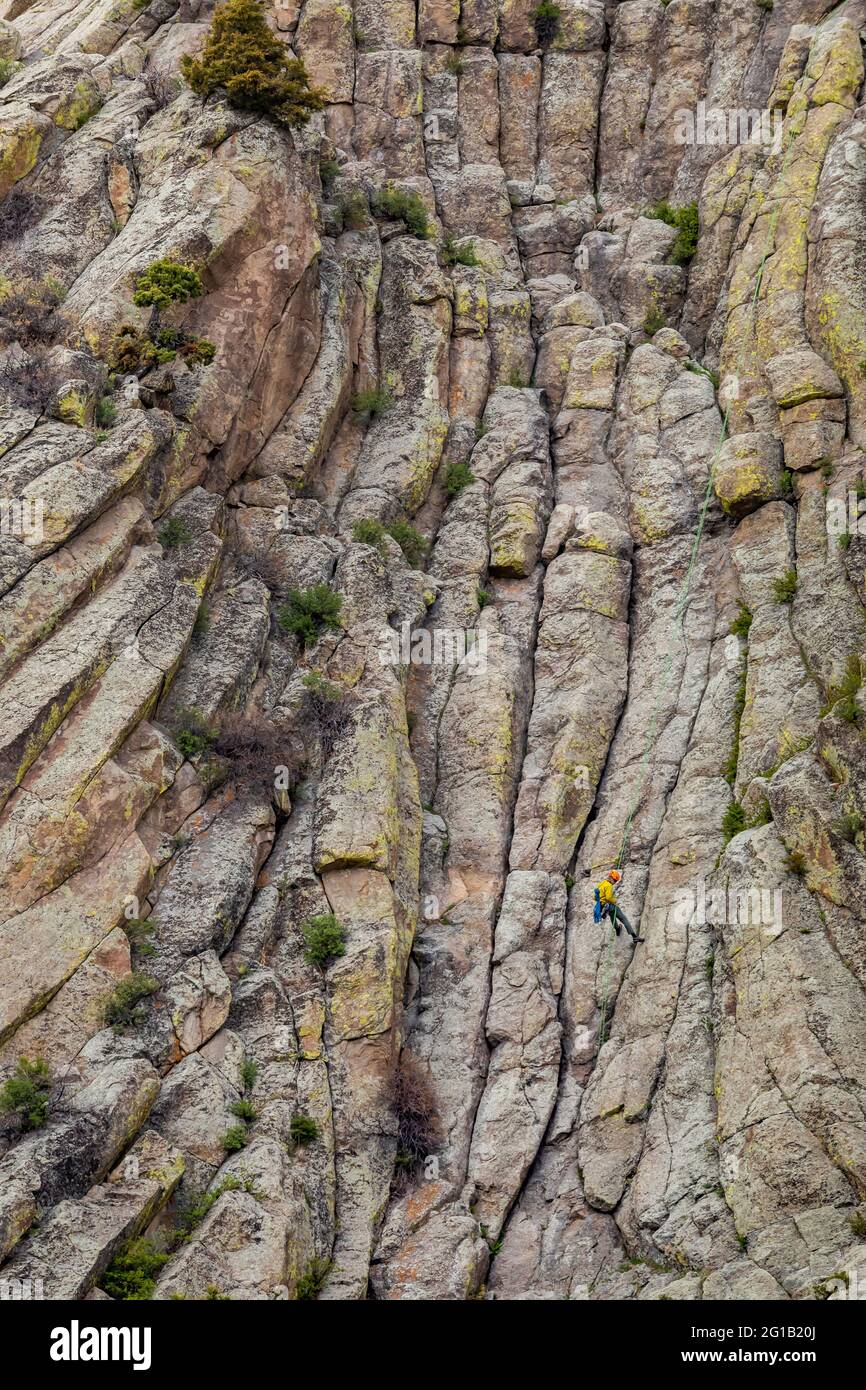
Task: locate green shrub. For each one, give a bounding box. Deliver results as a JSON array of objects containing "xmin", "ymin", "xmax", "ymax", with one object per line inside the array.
[
  {"xmin": 296, "ymin": 1257, "xmax": 331, "ymax": 1300},
  {"xmin": 722, "ymin": 800, "xmax": 746, "ymax": 843},
  {"xmin": 352, "ymin": 517, "xmax": 387, "ymax": 550},
  {"xmin": 386, "ymin": 519, "xmax": 427, "ymax": 567},
  {"xmin": 181, "ymin": 0, "xmax": 324, "ymax": 127},
  {"xmin": 230, "ymin": 1098, "xmax": 258, "ymax": 1122},
  {"xmin": 441, "ymin": 233, "xmax": 479, "ymax": 266},
  {"xmin": 823, "ymin": 653, "xmax": 862, "ymax": 724},
  {"xmin": 173, "ymin": 1176, "xmax": 244, "ymax": 1242},
  {"xmin": 645, "ymin": 200, "xmax": 699, "ymax": 264},
  {"xmin": 108, "ymin": 322, "xmax": 175, "ymax": 374},
  {"xmin": 747, "ymin": 798, "xmax": 772, "ymax": 829},
  {"xmin": 351, "ymin": 386, "xmax": 392, "ymax": 418},
  {"xmin": 277, "ymin": 584, "xmax": 342, "ymax": 648},
  {"xmin": 476, "ymin": 586, "xmax": 491, "ymax": 609},
  {"xmin": 850, "ymin": 1210, "xmax": 866, "ymax": 1238},
  {"xmin": 445, "ymin": 55, "xmax": 464, "ymax": 76},
  {"xmin": 0, "ymin": 57, "xmax": 21, "ymax": 88},
  {"xmin": 779, "ymin": 468, "xmax": 793, "ymax": 497},
  {"xmin": 723, "ymin": 661, "xmax": 747, "ymax": 786},
  {"xmin": 319, "ymin": 155, "xmax": 340, "ymax": 189},
  {"xmin": 643, "ymin": 306, "xmax": 666, "ymax": 335},
  {"xmin": 290, "ymin": 1112, "xmax": 319, "ymax": 1146},
  {"xmin": 685, "ymin": 361, "xmax": 720, "ymax": 388},
  {"xmin": 133, "ymin": 258, "xmax": 203, "ymax": 313},
  {"xmin": 835, "ymin": 812, "xmax": 863, "ymax": 845},
  {"xmin": 336, "ymin": 191, "xmax": 368, "ymax": 231},
  {"xmin": 351, "ymin": 515, "xmax": 426, "ymax": 566},
  {"xmin": 669, "ymin": 203, "xmax": 699, "ymax": 264},
  {"xmin": 240, "ymin": 1058, "xmax": 259, "ymax": 1092},
  {"xmin": 302, "ymin": 911, "xmax": 346, "ymax": 968},
  {"xmin": 158, "ymin": 515, "xmax": 192, "ymax": 549},
  {"xmin": 206, "ymin": 1285, "xmax": 230, "ymax": 1299},
  {"xmin": 371, "ymin": 185, "xmax": 431, "ymax": 239},
  {"xmin": 772, "ymin": 569, "xmax": 797, "ymax": 605},
  {"xmin": 222, "ymin": 1124, "xmax": 249, "ymax": 1153},
  {"xmin": 300, "ymin": 671, "xmax": 345, "ymax": 704},
  {"xmin": 839, "ymin": 531, "xmax": 853, "ymax": 551},
  {"xmin": 95, "ymin": 396, "xmax": 117, "ymax": 428},
  {"xmin": 444, "ymin": 460, "xmax": 475, "ymax": 496},
  {"xmin": 755, "ymin": 0, "xmax": 773, "ymax": 10},
  {"xmin": 0, "ymin": 1057, "xmax": 51, "ymax": 1131},
  {"xmin": 182, "ymin": 337, "xmax": 216, "ymax": 366},
  {"xmin": 103, "ymin": 1239, "xmax": 169, "ymax": 1300},
  {"xmin": 729, "ymin": 602, "xmax": 752, "ymax": 639},
  {"xmin": 532, "ymin": 1, "xmax": 562, "ymax": 44},
  {"xmin": 123, "ymin": 917, "xmax": 156, "ymax": 958},
  {"xmin": 102, "ymin": 972, "xmax": 158, "ymax": 1031},
  {"xmin": 173, "ymin": 707, "xmax": 217, "ymax": 759}
]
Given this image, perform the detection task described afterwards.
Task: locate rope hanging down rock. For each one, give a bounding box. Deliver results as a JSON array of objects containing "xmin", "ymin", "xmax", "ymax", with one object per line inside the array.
[{"xmin": 595, "ymin": 112, "xmax": 802, "ymax": 1047}]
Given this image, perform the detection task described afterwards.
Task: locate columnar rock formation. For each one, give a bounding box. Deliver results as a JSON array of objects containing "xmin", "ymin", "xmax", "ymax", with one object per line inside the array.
[{"xmin": 1, "ymin": 0, "xmax": 866, "ymax": 1302}]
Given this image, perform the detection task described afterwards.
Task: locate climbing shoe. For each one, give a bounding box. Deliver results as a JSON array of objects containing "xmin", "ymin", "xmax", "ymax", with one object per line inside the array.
[{"xmin": 631, "ymin": 936, "xmax": 645, "ymax": 945}]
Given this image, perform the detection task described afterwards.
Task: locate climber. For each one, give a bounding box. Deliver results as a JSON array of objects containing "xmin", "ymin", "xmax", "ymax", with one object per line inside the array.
[{"xmin": 593, "ymin": 869, "xmax": 644, "ymax": 945}]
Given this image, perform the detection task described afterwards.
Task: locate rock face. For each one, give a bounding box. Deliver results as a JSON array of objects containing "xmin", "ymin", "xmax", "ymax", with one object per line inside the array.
[{"xmin": 1, "ymin": 0, "xmax": 866, "ymax": 1307}]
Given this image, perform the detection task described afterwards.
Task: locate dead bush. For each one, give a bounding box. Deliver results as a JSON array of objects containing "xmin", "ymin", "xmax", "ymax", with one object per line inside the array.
[
  {"xmin": 0, "ymin": 279, "xmax": 66, "ymax": 410},
  {"xmin": 0, "ymin": 346, "xmax": 59, "ymax": 412},
  {"xmin": 0, "ymin": 187, "xmax": 42, "ymax": 246},
  {"xmin": 388, "ymin": 1054, "xmax": 441, "ymax": 1179},
  {"xmin": 237, "ymin": 551, "xmax": 287, "ymax": 594},
  {"xmin": 213, "ymin": 710, "xmax": 292, "ymax": 792},
  {"xmin": 142, "ymin": 66, "xmax": 175, "ymax": 110},
  {"xmin": 0, "ymin": 280, "xmax": 65, "ymax": 346},
  {"xmin": 301, "ymin": 671, "xmax": 351, "ymax": 758}
]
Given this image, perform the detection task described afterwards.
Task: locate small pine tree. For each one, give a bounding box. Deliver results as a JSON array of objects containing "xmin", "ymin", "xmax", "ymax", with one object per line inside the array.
[
  {"xmin": 444, "ymin": 460, "xmax": 474, "ymax": 496},
  {"xmin": 181, "ymin": 0, "xmax": 324, "ymax": 128},
  {"xmin": 133, "ymin": 260, "xmax": 203, "ymax": 313},
  {"xmin": 302, "ymin": 912, "xmax": 346, "ymax": 967},
  {"xmin": 772, "ymin": 570, "xmax": 797, "ymax": 605},
  {"xmin": 133, "ymin": 258, "xmax": 204, "ymax": 343},
  {"xmin": 290, "ymin": 1112, "xmax": 319, "ymax": 1145},
  {"xmin": 277, "ymin": 585, "xmax": 342, "ymax": 649},
  {"xmin": 222, "ymin": 1124, "xmax": 249, "ymax": 1153}
]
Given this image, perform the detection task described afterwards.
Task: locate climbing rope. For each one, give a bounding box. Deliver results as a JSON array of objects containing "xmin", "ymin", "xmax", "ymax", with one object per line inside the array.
[{"xmin": 595, "ymin": 110, "xmax": 804, "ymax": 1046}]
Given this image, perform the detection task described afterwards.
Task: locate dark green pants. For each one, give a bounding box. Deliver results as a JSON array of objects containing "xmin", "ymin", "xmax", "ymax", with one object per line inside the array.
[{"xmin": 604, "ymin": 903, "xmax": 637, "ymax": 940}]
